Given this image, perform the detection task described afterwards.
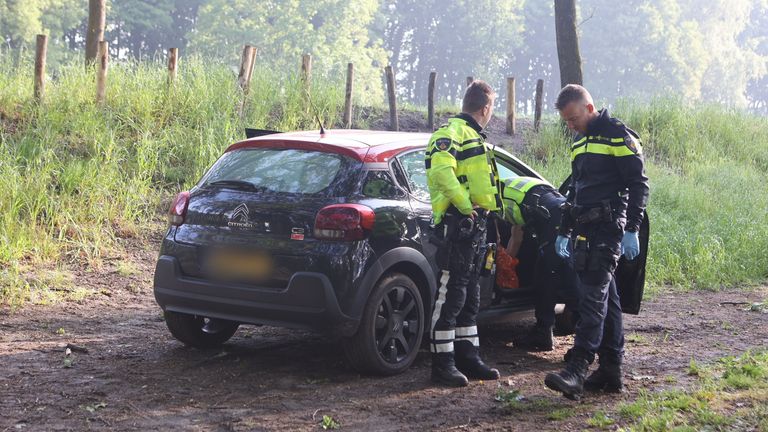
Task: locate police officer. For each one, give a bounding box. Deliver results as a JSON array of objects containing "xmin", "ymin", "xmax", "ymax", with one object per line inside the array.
[
  {"xmin": 545, "ymin": 84, "xmax": 649, "ymax": 400},
  {"xmin": 425, "ymin": 80, "xmax": 504, "ymax": 387},
  {"xmin": 500, "ymin": 177, "xmax": 578, "ymax": 351}
]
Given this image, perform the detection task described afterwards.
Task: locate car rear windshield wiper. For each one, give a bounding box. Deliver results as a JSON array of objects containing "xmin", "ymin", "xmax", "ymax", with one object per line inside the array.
[{"xmin": 206, "ymin": 180, "xmax": 270, "ymax": 192}]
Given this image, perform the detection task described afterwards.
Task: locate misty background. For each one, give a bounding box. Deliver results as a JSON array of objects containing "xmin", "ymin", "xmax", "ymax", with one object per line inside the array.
[{"xmin": 2, "ymin": 0, "xmax": 767, "ymax": 113}]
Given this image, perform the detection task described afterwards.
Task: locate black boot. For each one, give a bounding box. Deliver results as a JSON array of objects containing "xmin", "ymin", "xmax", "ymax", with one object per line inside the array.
[
  {"xmin": 584, "ymin": 359, "xmax": 624, "ymax": 393},
  {"xmin": 512, "ymin": 324, "xmax": 554, "ymax": 351},
  {"xmin": 455, "ymin": 341, "xmax": 500, "ymax": 380},
  {"xmin": 545, "ymin": 354, "xmax": 590, "ymax": 400},
  {"xmin": 431, "ymin": 353, "xmax": 469, "ymax": 387}
]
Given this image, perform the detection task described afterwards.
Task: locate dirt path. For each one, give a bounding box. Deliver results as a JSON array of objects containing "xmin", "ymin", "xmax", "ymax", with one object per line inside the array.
[{"xmin": 1, "ymin": 237, "xmax": 766, "ymax": 431}]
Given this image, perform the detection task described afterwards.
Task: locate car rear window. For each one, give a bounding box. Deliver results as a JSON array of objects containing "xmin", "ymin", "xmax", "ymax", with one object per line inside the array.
[{"xmin": 199, "ymin": 148, "xmax": 362, "ymax": 196}]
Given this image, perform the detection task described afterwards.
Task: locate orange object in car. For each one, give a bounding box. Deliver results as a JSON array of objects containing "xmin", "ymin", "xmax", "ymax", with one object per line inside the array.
[{"xmin": 495, "ymin": 247, "xmax": 519, "ymax": 290}]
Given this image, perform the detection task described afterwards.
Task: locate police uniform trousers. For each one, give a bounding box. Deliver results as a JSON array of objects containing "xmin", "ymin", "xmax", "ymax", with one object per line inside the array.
[
  {"xmin": 527, "ymin": 192, "xmax": 578, "ymax": 328},
  {"xmin": 571, "ymin": 217, "xmax": 625, "ymax": 364},
  {"xmin": 429, "ymin": 211, "xmax": 486, "ymax": 355}
]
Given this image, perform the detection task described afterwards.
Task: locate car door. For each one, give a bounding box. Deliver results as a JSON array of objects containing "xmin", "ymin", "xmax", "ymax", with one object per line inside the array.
[{"xmin": 557, "ymin": 174, "xmax": 649, "ymax": 314}]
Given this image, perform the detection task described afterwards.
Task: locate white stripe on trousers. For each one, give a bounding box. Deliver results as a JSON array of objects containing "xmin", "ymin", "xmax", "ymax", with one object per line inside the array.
[{"xmin": 430, "ymin": 270, "xmax": 451, "ymax": 353}]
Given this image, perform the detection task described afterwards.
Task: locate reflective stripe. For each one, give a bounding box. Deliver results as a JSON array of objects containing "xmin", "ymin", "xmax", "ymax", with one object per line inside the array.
[
  {"xmin": 455, "ymin": 326, "xmax": 478, "ymax": 337},
  {"xmin": 430, "ymin": 270, "xmax": 450, "ymax": 336},
  {"xmin": 433, "ymin": 330, "xmax": 455, "ymax": 340},
  {"xmin": 455, "ymin": 336, "xmax": 479, "ymax": 347},
  {"xmin": 431, "ymin": 341, "xmax": 454, "ymax": 353},
  {"xmin": 461, "ymin": 138, "xmax": 482, "ymax": 145},
  {"xmin": 571, "ymin": 142, "xmax": 637, "ymax": 160},
  {"xmin": 456, "ymin": 145, "xmax": 485, "ymax": 161}
]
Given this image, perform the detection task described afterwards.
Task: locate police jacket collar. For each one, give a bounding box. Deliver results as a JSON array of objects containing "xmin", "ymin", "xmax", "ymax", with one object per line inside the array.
[
  {"xmin": 455, "ymin": 113, "xmax": 487, "ymax": 139},
  {"xmin": 586, "ymin": 108, "xmax": 611, "ymax": 135}
]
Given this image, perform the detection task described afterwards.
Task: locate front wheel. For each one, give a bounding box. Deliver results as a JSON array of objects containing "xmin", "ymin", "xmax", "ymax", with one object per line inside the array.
[
  {"xmin": 164, "ymin": 311, "xmax": 239, "ymax": 349},
  {"xmin": 342, "ymin": 273, "xmax": 425, "ymax": 376}
]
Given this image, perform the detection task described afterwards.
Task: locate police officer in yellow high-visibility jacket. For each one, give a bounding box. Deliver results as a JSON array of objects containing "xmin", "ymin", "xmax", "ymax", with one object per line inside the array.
[{"xmin": 425, "ymin": 81, "xmax": 504, "ymax": 387}]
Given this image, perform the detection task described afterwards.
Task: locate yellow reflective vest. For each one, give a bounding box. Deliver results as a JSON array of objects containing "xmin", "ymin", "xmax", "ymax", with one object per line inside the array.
[
  {"xmin": 501, "ymin": 176, "xmax": 550, "ymax": 226},
  {"xmin": 425, "ymin": 116, "xmax": 503, "ymax": 224}
]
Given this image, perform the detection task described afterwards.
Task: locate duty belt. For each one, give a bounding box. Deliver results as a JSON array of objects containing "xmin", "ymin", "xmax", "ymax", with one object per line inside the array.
[{"xmin": 570, "ymin": 199, "xmax": 614, "ymax": 224}]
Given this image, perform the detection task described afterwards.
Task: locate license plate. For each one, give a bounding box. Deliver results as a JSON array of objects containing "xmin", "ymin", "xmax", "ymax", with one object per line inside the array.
[{"xmin": 204, "ymin": 250, "xmax": 273, "ymax": 281}]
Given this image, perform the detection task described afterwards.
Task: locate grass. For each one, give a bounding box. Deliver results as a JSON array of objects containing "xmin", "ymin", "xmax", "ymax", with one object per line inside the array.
[
  {"xmin": 2, "ymin": 53, "xmax": 768, "ymax": 306},
  {"xmin": 524, "ymin": 99, "xmax": 768, "ymax": 293},
  {"xmin": 0, "ymin": 56, "xmax": 347, "ymax": 307},
  {"xmin": 616, "ymin": 349, "xmax": 768, "ymax": 431}
]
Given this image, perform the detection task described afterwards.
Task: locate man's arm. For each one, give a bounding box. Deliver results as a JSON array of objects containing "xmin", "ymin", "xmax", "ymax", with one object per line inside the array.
[{"xmin": 616, "ymin": 135, "xmax": 649, "ymax": 232}]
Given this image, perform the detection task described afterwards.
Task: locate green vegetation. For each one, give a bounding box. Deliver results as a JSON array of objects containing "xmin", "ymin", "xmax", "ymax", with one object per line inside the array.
[
  {"xmin": 525, "ymin": 99, "xmax": 768, "ymax": 292},
  {"xmin": 0, "ymin": 57, "xmax": 345, "ymax": 306},
  {"xmin": 616, "ymin": 350, "xmax": 768, "ymax": 431},
  {"xmin": 2, "ymin": 52, "xmax": 768, "ymax": 305}
]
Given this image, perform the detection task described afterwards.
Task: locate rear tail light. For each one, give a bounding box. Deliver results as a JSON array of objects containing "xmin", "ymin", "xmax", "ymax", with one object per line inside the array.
[
  {"xmin": 314, "ymin": 204, "xmax": 375, "ymax": 241},
  {"xmin": 168, "ymin": 191, "xmax": 190, "ymax": 226}
]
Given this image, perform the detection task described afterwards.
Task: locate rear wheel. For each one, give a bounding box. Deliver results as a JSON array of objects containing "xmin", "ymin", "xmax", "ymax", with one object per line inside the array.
[
  {"xmin": 164, "ymin": 311, "xmax": 239, "ymax": 348},
  {"xmin": 343, "ymin": 273, "xmax": 425, "ymax": 375}
]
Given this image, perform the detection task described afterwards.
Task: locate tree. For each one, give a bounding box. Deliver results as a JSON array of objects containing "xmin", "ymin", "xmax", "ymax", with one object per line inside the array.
[
  {"xmin": 189, "ymin": 0, "xmax": 388, "ymax": 104},
  {"xmin": 85, "ymin": 0, "xmax": 105, "ymax": 66},
  {"xmin": 554, "ymin": 0, "xmax": 583, "ymax": 88}
]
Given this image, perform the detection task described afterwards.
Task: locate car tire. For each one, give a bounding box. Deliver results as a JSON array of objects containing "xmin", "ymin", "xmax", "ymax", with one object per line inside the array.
[
  {"xmin": 554, "ymin": 304, "xmax": 576, "ymax": 336},
  {"xmin": 342, "ymin": 273, "xmax": 425, "ymax": 376},
  {"xmin": 164, "ymin": 311, "xmax": 239, "ymax": 349}
]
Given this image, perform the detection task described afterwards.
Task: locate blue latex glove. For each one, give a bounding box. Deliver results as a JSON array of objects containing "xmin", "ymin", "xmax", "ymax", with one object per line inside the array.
[
  {"xmin": 555, "ymin": 235, "xmax": 570, "ymax": 259},
  {"xmin": 621, "ymin": 230, "xmax": 640, "ymax": 261}
]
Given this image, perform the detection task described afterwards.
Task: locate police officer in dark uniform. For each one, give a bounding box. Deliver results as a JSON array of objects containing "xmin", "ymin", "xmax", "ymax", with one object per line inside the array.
[
  {"xmin": 500, "ymin": 177, "xmax": 578, "ymax": 351},
  {"xmin": 425, "ymin": 81, "xmax": 504, "ymax": 387},
  {"xmin": 545, "ymin": 84, "xmax": 649, "ymax": 400}
]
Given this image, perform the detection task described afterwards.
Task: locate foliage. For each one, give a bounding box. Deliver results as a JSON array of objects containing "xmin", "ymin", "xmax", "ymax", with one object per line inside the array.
[
  {"xmin": 188, "ymin": 0, "xmax": 387, "ymax": 105},
  {"xmin": 616, "ymin": 350, "xmax": 768, "ymax": 431},
  {"xmin": 0, "ymin": 55, "xmax": 344, "ymax": 306},
  {"xmin": 526, "ymin": 98, "xmax": 768, "ymax": 292}
]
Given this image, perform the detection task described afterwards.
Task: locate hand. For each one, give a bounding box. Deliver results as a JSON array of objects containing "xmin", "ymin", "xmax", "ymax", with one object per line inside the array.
[
  {"xmin": 555, "ymin": 235, "xmax": 570, "ymax": 259},
  {"xmin": 621, "ymin": 230, "xmax": 640, "ymax": 261},
  {"xmin": 470, "ymin": 210, "xmax": 478, "ymax": 220}
]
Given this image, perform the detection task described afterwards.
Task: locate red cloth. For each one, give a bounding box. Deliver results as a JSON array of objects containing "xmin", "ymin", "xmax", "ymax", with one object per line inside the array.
[{"xmin": 495, "ymin": 248, "xmax": 519, "ymax": 290}]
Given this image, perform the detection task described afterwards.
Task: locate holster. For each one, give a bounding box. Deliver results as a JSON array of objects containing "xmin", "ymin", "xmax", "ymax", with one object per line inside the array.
[{"xmin": 572, "ymin": 199, "xmax": 614, "ymax": 225}]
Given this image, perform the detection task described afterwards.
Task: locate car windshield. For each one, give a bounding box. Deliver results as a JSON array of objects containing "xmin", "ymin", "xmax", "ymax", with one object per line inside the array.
[{"xmin": 199, "ymin": 148, "xmax": 361, "ymax": 196}]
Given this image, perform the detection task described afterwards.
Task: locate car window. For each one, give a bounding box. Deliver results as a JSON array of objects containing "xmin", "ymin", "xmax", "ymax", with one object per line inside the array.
[
  {"xmin": 361, "ymin": 170, "xmax": 401, "ymax": 199},
  {"xmin": 396, "ymin": 151, "xmax": 430, "ymax": 202},
  {"xmin": 199, "ymin": 148, "xmax": 360, "ymax": 196},
  {"xmin": 494, "ymin": 154, "xmax": 524, "ymax": 181}
]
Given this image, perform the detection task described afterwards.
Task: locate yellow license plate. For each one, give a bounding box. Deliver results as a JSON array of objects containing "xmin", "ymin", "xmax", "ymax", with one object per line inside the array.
[{"xmin": 206, "ymin": 250, "xmax": 273, "ymax": 280}]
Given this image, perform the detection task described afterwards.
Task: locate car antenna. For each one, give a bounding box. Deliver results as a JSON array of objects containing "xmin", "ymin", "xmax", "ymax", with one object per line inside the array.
[{"xmin": 305, "ymin": 88, "xmax": 326, "ymax": 135}]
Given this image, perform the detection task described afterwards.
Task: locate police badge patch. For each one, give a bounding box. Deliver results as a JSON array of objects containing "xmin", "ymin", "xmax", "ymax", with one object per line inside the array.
[
  {"xmin": 436, "ymin": 138, "xmax": 451, "ymax": 151},
  {"xmin": 624, "ymin": 135, "xmax": 639, "ymax": 154}
]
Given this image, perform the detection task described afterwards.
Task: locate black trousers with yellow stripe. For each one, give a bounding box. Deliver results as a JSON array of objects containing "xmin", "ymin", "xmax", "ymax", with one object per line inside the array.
[{"xmin": 430, "ymin": 217, "xmax": 485, "ymax": 354}]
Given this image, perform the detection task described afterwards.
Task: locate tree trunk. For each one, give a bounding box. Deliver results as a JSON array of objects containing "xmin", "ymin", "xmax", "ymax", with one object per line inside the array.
[
  {"xmin": 554, "ymin": 0, "xmax": 583, "ymax": 88},
  {"xmin": 85, "ymin": 0, "xmax": 106, "ymax": 67}
]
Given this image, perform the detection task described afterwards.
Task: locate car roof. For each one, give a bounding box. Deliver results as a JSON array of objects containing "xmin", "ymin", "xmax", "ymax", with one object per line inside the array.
[{"xmin": 225, "ymin": 129, "xmax": 431, "ymax": 163}]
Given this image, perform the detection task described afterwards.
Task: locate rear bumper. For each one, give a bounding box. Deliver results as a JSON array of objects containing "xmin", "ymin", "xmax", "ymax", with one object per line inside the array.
[{"xmin": 153, "ymin": 255, "xmax": 360, "ymax": 336}]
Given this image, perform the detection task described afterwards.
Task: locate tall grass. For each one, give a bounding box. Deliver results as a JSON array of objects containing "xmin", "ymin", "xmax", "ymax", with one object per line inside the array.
[
  {"xmin": 2, "ymin": 54, "xmax": 767, "ymax": 305},
  {"xmin": 523, "ymin": 100, "xmax": 768, "ymax": 292},
  {"xmin": 0, "ymin": 56, "xmax": 345, "ymax": 305}
]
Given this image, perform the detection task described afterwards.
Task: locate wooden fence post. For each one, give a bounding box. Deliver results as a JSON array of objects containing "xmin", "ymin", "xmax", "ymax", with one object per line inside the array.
[
  {"xmin": 95, "ymin": 41, "xmax": 109, "ymax": 105},
  {"xmin": 238, "ymin": 45, "xmax": 254, "ymax": 90},
  {"xmin": 343, "ymin": 62, "xmax": 354, "ymax": 128},
  {"xmin": 167, "ymin": 48, "xmax": 178, "ymax": 86},
  {"xmin": 534, "ymin": 78, "xmax": 544, "ymax": 132},
  {"xmin": 466, "ymin": 76, "xmax": 474, "ymax": 87},
  {"xmin": 246, "ymin": 47, "xmax": 257, "ymax": 89},
  {"xmin": 385, "ymin": 65, "xmax": 398, "ymax": 131},
  {"xmin": 34, "ymin": 34, "xmax": 48, "ymax": 102},
  {"xmin": 301, "ymin": 54, "xmax": 312, "ymax": 90},
  {"xmin": 427, "ymin": 71, "xmax": 437, "ymax": 131},
  {"xmin": 506, "ymin": 77, "xmax": 515, "ymax": 135}
]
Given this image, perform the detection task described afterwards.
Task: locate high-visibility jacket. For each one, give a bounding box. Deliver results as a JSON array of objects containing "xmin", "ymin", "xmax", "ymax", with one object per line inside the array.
[
  {"xmin": 501, "ymin": 176, "xmax": 552, "ymax": 226},
  {"xmin": 424, "ymin": 115, "xmax": 503, "ymax": 224}
]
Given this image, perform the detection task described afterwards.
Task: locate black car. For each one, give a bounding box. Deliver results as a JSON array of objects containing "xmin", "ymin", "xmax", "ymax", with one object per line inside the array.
[{"xmin": 153, "ymin": 129, "xmax": 649, "ymax": 375}]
